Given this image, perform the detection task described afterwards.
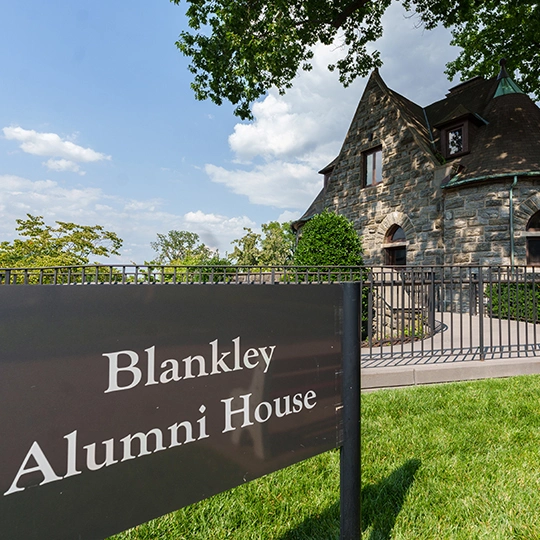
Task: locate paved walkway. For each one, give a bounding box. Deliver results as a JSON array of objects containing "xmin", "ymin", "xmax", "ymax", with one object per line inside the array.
[{"xmin": 361, "ymin": 312, "xmax": 540, "ymax": 390}]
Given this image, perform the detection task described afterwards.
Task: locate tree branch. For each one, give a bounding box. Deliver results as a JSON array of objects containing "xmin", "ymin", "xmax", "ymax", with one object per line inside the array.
[{"xmin": 331, "ymin": 0, "xmax": 371, "ymax": 29}]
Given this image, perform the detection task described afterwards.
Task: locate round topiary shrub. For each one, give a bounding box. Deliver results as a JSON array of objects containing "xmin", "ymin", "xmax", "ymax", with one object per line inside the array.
[
  {"xmin": 293, "ymin": 211, "xmax": 369, "ymax": 338},
  {"xmin": 293, "ymin": 211, "xmax": 364, "ymax": 267}
]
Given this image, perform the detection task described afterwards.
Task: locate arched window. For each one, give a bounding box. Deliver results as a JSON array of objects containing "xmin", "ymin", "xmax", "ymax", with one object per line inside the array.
[
  {"xmin": 526, "ymin": 212, "xmax": 540, "ymax": 265},
  {"xmin": 384, "ymin": 225, "xmax": 407, "ymax": 266}
]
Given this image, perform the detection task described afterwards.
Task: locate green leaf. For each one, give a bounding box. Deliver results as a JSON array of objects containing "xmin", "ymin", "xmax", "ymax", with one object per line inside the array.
[{"xmin": 0, "ymin": 214, "xmax": 123, "ymax": 268}]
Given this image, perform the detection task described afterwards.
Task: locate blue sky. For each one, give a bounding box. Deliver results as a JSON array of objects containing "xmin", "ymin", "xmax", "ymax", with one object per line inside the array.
[{"xmin": 1, "ymin": 1, "xmax": 460, "ymax": 263}]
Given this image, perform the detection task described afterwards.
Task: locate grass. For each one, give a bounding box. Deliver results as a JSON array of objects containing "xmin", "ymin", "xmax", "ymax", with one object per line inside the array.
[
  {"xmin": 361, "ymin": 375, "xmax": 540, "ymax": 539},
  {"xmin": 108, "ymin": 450, "xmax": 341, "ymax": 540},
  {"xmin": 108, "ymin": 375, "xmax": 540, "ymax": 539}
]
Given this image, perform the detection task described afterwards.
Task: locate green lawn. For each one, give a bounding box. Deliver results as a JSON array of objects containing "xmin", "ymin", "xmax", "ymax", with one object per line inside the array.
[
  {"xmin": 108, "ymin": 450, "xmax": 341, "ymax": 540},
  {"xmin": 362, "ymin": 375, "xmax": 540, "ymax": 539},
  {"xmin": 109, "ymin": 375, "xmax": 540, "ymax": 539}
]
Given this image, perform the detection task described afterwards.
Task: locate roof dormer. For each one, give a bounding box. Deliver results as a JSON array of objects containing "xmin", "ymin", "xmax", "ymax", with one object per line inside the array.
[{"xmin": 433, "ymin": 106, "xmax": 487, "ymax": 160}]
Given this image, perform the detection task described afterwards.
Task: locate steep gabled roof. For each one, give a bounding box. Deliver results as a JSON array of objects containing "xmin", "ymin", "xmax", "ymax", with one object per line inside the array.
[
  {"xmin": 444, "ymin": 91, "xmax": 540, "ymax": 185},
  {"xmin": 291, "ymin": 187, "xmax": 326, "ymax": 231},
  {"xmin": 375, "ymin": 71, "xmax": 439, "ymax": 163},
  {"xmin": 425, "ymin": 76, "xmax": 498, "ymax": 128},
  {"xmin": 307, "ymin": 64, "xmax": 540, "ymax": 207},
  {"xmin": 315, "ymin": 70, "xmax": 442, "ymax": 176}
]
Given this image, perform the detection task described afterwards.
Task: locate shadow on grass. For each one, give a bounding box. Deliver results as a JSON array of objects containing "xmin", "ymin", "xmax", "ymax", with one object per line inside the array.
[
  {"xmin": 276, "ymin": 459, "xmax": 420, "ymax": 540},
  {"xmin": 362, "ymin": 458, "xmax": 421, "ymax": 540},
  {"xmin": 277, "ymin": 501, "xmax": 340, "ymax": 540}
]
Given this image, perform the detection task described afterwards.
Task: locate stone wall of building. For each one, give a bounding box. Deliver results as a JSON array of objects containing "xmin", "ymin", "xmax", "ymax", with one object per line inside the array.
[
  {"xmin": 321, "ymin": 74, "xmax": 444, "ymax": 266},
  {"xmin": 442, "ymin": 179, "xmax": 540, "ymax": 266}
]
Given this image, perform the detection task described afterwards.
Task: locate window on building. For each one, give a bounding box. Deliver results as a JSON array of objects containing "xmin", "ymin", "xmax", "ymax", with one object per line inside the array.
[
  {"xmin": 442, "ymin": 122, "xmax": 469, "ymax": 159},
  {"xmin": 363, "ymin": 146, "xmax": 382, "ymax": 187},
  {"xmin": 526, "ymin": 212, "xmax": 540, "ymax": 265},
  {"xmin": 383, "ymin": 225, "xmax": 407, "ymax": 266},
  {"xmin": 448, "ymin": 127, "xmax": 463, "ymax": 155}
]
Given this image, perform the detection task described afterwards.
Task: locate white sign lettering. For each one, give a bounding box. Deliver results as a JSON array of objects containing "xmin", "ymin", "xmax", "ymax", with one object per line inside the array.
[
  {"xmin": 4, "ymin": 389, "xmax": 318, "ymax": 496},
  {"xmin": 103, "ymin": 337, "xmax": 276, "ymax": 393}
]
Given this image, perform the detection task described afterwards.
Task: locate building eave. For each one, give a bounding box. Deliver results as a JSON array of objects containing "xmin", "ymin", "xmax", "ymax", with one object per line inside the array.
[{"xmin": 443, "ymin": 170, "xmax": 540, "ymax": 189}]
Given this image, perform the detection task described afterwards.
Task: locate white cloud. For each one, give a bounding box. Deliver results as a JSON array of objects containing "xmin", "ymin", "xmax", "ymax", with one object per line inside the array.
[
  {"xmin": 277, "ymin": 210, "xmax": 301, "ymax": 223},
  {"xmin": 0, "ymin": 174, "xmax": 254, "ymax": 263},
  {"xmin": 203, "ymin": 25, "xmax": 373, "ymax": 210},
  {"xmin": 2, "ymin": 127, "xmax": 111, "ymax": 176},
  {"xmin": 184, "ymin": 210, "xmax": 224, "ymax": 224},
  {"xmin": 227, "ymin": 43, "xmax": 364, "ymax": 165},
  {"xmin": 0, "ymin": 175, "xmax": 103, "ymax": 210},
  {"xmin": 183, "ymin": 211, "xmax": 256, "ymax": 252},
  {"xmin": 205, "ymin": 161, "xmax": 321, "ymax": 210},
  {"xmin": 44, "ymin": 158, "xmax": 85, "ymax": 175},
  {"xmin": 123, "ymin": 199, "xmax": 161, "ymax": 212},
  {"xmin": 206, "ymin": 3, "xmax": 458, "ymax": 212},
  {"xmin": 204, "ymin": 36, "xmax": 365, "ymax": 209},
  {"xmin": 229, "ymin": 96, "xmax": 321, "ymax": 162}
]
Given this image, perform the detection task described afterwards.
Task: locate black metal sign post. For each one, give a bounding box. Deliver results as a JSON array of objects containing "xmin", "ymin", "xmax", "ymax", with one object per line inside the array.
[{"xmin": 340, "ymin": 283, "xmax": 361, "ymax": 540}]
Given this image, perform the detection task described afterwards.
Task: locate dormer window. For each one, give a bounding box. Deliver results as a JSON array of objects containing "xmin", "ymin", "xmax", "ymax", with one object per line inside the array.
[
  {"xmin": 448, "ymin": 127, "xmax": 463, "ymax": 155},
  {"xmin": 442, "ymin": 122, "xmax": 469, "ymax": 159},
  {"xmin": 434, "ymin": 105, "xmax": 484, "ymax": 160}
]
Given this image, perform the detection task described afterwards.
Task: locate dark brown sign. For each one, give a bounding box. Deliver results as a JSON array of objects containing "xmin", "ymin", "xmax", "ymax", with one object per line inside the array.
[{"xmin": 0, "ymin": 284, "xmax": 342, "ymax": 539}]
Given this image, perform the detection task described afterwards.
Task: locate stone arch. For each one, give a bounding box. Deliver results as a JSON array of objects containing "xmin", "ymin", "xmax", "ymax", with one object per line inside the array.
[
  {"xmin": 515, "ymin": 193, "xmax": 540, "ymax": 230},
  {"xmin": 517, "ymin": 194, "xmax": 540, "ymax": 266},
  {"xmin": 374, "ymin": 211, "xmax": 416, "ymax": 245}
]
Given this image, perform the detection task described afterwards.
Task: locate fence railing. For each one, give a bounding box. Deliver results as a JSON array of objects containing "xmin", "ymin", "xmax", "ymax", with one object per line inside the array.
[
  {"xmin": 0, "ymin": 264, "xmax": 364, "ymax": 285},
  {"xmin": 362, "ymin": 266, "xmax": 540, "ymax": 366},
  {"xmin": 2, "ymin": 264, "xmax": 540, "ymax": 365}
]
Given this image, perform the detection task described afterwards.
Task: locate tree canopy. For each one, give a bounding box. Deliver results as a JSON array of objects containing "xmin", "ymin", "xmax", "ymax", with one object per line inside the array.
[
  {"xmin": 150, "ymin": 230, "xmax": 213, "ymax": 265},
  {"xmin": 259, "ymin": 221, "xmax": 295, "ymax": 266},
  {"xmin": 229, "ymin": 222, "xmax": 294, "ymax": 266},
  {"xmin": 171, "ymin": 0, "xmax": 540, "ymax": 118},
  {"xmin": 442, "ymin": 1, "xmax": 540, "ymax": 101},
  {"xmin": 150, "ymin": 229, "xmax": 231, "ymax": 267},
  {"xmin": 0, "ymin": 214, "xmax": 122, "ymax": 268}
]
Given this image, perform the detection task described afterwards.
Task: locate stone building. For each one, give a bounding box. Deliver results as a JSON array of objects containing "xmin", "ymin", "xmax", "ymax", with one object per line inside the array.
[{"xmin": 293, "ymin": 61, "xmax": 540, "ymax": 267}]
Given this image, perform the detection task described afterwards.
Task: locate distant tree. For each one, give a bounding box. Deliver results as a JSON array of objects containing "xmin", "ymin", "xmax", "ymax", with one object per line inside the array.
[
  {"xmin": 229, "ymin": 227, "xmax": 261, "ymax": 266},
  {"xmin": 293, "ymin": 211, "xmax": 363, "ymax": 267},
  {"xmin": 148, "ymin": 230, "xmax": 232, "ymax": 282},
  {"xmin": 259, "ymin": 222, "xmax": 295, "ymax": 266},
  {"xmin": 229, "ymin": 222, "xmax": 294, "ymax": 266},
  {"xmin": 0, "ymin": 214, "xmax": 122, "ymax": 268},
  {"xmin": 150, "ymin": 230, "xmax": 212, "ymax": 264}
]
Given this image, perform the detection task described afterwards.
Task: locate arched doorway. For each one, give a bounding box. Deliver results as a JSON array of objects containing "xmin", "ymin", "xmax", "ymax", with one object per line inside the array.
[
  {"xmin": 526, "ymin": 211, "xmax": 540, "ymax": 265},
  {"xmin": 384, "ymin": 225, "xmax": 407, "ymax": 266}
]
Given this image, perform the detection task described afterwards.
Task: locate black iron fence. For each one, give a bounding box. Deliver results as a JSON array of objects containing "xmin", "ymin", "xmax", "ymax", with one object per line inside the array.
[
  {"xmin": 0, "ymin": 264, "xmax": 363, "ymax": 285},
  {"xmin": 2, "ymin": 264, "xmax": 540, "ymax": 365},
  {"xmin": 362, "ymin": 266, "xmax": 540, "ymax": 366}
]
